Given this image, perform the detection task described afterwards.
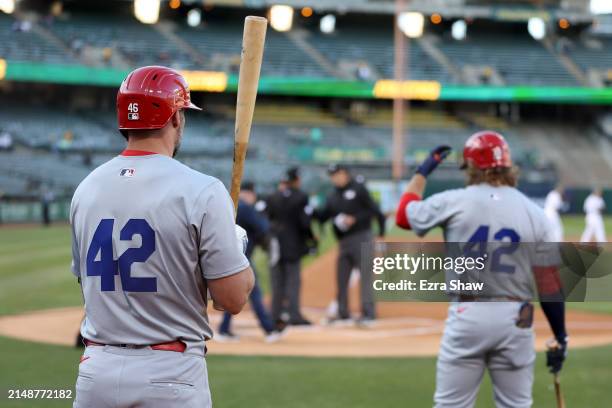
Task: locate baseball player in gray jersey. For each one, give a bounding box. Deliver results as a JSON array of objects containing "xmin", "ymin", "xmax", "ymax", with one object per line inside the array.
[
  {"xmin": 396, "ymin": 131, "xmax": 568, "ymax": 408},
  {"xmin": 71, "ymin": 66, "xmax": 254, "ymax": 408}
]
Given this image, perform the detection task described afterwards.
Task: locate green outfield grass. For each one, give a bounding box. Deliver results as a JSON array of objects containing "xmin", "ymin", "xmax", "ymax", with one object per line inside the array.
[
  {"xmin": 0, "ymin": 334, "xmax": 611, "ymax": 408},
  {"xmin": 0, "ymin": 217, "xmax": 611, "ymax": 407}
]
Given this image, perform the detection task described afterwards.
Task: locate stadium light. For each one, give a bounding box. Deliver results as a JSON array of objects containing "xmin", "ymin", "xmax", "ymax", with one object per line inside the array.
[
  {"xmin": 591, "ymin": 0, "xmax": 612, "ymax": 15},
  {"xmin": 301, "ymin": 7, "xmax": 313, "ymax": 18},
  {"xmin": 269, "ymin": 5, "xmax": 293, "ymax": 32},
  {"xmin": 430, "ymin": 13, "xmax": 442, "ymax": 25},
  {"xmin": 187, "ymin": 8, "xmax": 201, "ymax": 27},
  {"xmin": 528, "ymin": 17, "xmax": 546, "ymax": 40},
  {"xmin": 0, "ymin": 58, "xmax": 6, "ymax": 80},
  {"xmin": 398, "ymin": 12, "xmax": 424, "ymax": 38},
  {"xmin": 451, "ymin": 19, "xmax": 467, "ymax": 40},
  {"xmin": 134, "ymin": 0, "xmax": 160, "ymax": 25},
  {"xmin": 559, "ymin": 18, "xmax": 570, "ymax": 30},
  {"xmin": 0, "ymin": 0, "xmax": 15, "ymax": 14},
  {"xmin": 320, "ymin": 14, "xmax": 336, "ymax": 34}
]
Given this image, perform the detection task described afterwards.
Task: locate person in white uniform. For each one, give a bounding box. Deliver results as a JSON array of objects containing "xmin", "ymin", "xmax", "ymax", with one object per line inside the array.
[
  {"xmin": 71, "ymin": 66, "xmax": 254, "ymax": 408},
  {"xmin": 544, "ymin": 185, "xmax": 565, "ymax": 242},
  {"xmin": 580, "ymin": 188, "xmax": 607, "ymax": 242}
]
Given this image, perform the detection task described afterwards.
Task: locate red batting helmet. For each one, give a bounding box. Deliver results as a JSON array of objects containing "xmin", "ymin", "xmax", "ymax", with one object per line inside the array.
[
  {"xmin": 462, "ymin": 130, "xmax": 512, "ymax": 169},
  {"xmin": 117, "ymin": 66, "xmax": 201, "ymax": 134}
]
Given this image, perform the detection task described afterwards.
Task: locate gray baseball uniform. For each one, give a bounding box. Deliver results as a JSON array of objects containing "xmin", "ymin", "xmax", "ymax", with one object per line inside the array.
[
  {"xmin": 406, "ymin": 184, "xmax": 555, "ymax": 408},
  {"xmin": 71, "ymin": 151, "xmax": 249, "ymax": 408}
]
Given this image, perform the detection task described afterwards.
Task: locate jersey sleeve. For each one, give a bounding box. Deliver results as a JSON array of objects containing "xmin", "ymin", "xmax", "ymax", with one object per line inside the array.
[
  {"xmin": 194, "ymin": 181, "xmax": 249, "ymax": 280},
  {"xmin": 406, "ymin": 190, "xmax": 459, "ymax": 236},
  {"xmin": 69, "ymin": 199, "xmax": 80, "ymax": 278}
]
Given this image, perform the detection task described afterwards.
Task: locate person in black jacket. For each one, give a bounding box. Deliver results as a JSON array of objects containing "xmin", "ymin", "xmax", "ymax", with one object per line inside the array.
[
  {"xmin": 316, "ymin": 164, "xmax": 385, "ymax": 326},
  {"xmin": 267, "ymin": 167, "xmax": 316, "ymax": 326},
  {"xmin": 217, "ymin": 182, "xmax": 284, "ymax": 343}
]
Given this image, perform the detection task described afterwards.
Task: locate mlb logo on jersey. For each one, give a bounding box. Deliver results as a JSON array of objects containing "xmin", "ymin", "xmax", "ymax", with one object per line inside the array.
[{"xmin": 120, "ymin": 168, "xmax": 136, "ymax": 178}]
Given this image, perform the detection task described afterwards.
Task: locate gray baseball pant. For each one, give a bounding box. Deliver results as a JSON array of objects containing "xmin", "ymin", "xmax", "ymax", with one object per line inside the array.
[
  {"xmin": 73, "ymin": 345, "xmax": 211, "ymax": 408},
  {"xmin": 434, "ymin": 302, "xmax": 535, "ymax": 408}
]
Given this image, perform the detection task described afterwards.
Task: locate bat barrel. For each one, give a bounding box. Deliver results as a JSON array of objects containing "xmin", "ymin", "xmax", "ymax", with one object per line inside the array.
[{"xmin": 230, "ymin": 16, "xmax": 268, "ymax": 212}]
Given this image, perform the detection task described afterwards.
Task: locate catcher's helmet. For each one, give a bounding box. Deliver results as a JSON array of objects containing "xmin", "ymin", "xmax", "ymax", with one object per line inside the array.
[
  {"xmin": 117, "ymin": 66, "xmax": 201, "ymax": 135},
  {"xmin": 462, "ymin": 130, "xmax": 512, "ymax": 169}
]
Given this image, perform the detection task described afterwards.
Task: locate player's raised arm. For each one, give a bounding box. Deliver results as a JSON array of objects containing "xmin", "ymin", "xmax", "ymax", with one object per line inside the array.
[{"xmin": 396, "ymin": 145, "xmax": 451, "ymax": 229}]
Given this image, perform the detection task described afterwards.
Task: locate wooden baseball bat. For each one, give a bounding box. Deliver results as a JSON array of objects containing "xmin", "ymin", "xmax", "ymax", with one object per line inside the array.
[
  {"xmin": 230, "ymin": 16, "xmax": 268, "ymax": 213},
  {"xmin": 554, "ymin": 373, "xmax": 565, "ymax": 408},
  {"xmin": 547, "ymin": 339, "xmax": 566, "ymax": 408}
]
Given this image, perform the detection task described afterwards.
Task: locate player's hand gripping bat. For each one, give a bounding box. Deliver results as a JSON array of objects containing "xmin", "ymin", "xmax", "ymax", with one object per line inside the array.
[{"xmin": 547, "ymin": 339, "xmax": 566, "ymax": 408}]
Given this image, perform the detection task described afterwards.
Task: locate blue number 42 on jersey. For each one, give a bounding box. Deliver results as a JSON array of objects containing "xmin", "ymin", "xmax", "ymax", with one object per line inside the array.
[
  {"xmin": 86, "ymin": 219, "xmax": 157, "ymax": 292},
  {"xmin": 464, "ymin": 225, "xmax": 521, "ymax": 274}
]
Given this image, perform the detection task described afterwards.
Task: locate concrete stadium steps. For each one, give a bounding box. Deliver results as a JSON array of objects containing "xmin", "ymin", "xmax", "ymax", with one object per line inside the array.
[
  {"xmin": 0, "ymin": 106, "xmax": 116, "ymax": 150},
  {"xmin": 214, "ymin": 104, "xmax": 344, "ymax": 127},
  {"xmin": 0, "ymin": 14, "xmax": 74, "ymax": 64},
  {"xmin": 0, "ymin": 107, "xmax": 234, "ymax": 154},
  {"xmin": 515, "ymin": 125, "xmax": 612, "ymax": 187},
  {"xmin": 461, "ymin": 114, "xmax": 509, "ymax": 131},
  {"xmin": 567, "ymin": 36, "xmax": 612, "ymax": 77},
  {"xmin": 50, "ymin": 13, "xmax": 196, "ymax": 69},
  {"xmin": 307, "ymin": 26, "xmax": 451, "ymax": 82},
  {"xmin": 354, "ymin": 108, "xmax": 466, "ymax": 129},
  {"xmin": 174, "ymin": 22, "xmax": 325, "ymax": 77},
  {"xmin": 0, "ymin": 150, "xmax": 90, "ymax": 192},
  {"xmin": 435, "ymin": 30, "xmax": 577, "ymax": 86}
]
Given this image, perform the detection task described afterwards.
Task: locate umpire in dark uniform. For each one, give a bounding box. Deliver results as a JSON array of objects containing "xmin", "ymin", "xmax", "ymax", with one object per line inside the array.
[
  {"xmin": 267, "ymin": 167, "xmax": 316, "ymax": 326},
  {"xmin": 317, "ymin": 164, "xmax": 385, "ymax": 325}
]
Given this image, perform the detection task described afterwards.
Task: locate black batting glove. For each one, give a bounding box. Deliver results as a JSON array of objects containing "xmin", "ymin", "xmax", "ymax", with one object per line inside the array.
[
  {"xmin": 416, "ymin": 145, "xmax": 451, "ymax": 178},
  {"xmin": 546, "ymin": 338, "xmax": 568, "ymax": 374}
]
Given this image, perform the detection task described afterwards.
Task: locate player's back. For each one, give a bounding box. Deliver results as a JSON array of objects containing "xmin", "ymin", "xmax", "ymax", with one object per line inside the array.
[
  {"xmin": 444, "ymin": 184, "xmax": 547, "ymax": 243},
  {"xmin": 71, "ymin": 152, "xmax": 246, "ymax": 356},
  {"xmin": 408, "ymin": 183, "xmax": 552, "ymax": 299}
]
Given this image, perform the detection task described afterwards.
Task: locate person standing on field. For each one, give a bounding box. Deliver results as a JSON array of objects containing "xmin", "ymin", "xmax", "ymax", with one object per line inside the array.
[
  {"xmin": 544, "ymin": 185, "xmax": 565, "ymax": 242},
  {"xmin": 266, "ymin": 167, "xmax": 316, "ymax": 326},
  {"xmin": 580, "ymin": 188, "xmax": 607, "ymax": 242},
  {"xmin": 316, "ymin": 164, "xmax": 385, "ymax": 326},
  {"xmin": 217, "ymin": 181, "xmax": 285, "ymax": 343},
  {"xmin": 71, "ymin": 66, "xmax": 254, "ymax": 408},
  {"xmin": 395, "ymin": 131, "xmax": 567, "ymax": 408}
]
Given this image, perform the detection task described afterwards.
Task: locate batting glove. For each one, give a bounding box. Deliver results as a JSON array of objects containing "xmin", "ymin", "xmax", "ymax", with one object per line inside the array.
[
  {"xmin": 546, "ymin": 338, "xmax": 568, "ymax": 374},
  {"xmin": 416, "ymin": 145, "xmax": 452, "ymax": 178},
  {"xmin": 235, "ymin": 225, "xmax": 248, "ymax": 254}
]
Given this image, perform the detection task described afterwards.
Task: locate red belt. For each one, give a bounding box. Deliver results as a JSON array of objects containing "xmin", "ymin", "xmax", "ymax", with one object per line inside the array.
[
  {"xmin": 84, "ymin": 339, "xmax": 186, "ymax": 353},
  {"xmin": 457, "ymin": 295, "xmax": 524, "ymax": 302}
]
